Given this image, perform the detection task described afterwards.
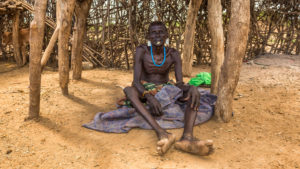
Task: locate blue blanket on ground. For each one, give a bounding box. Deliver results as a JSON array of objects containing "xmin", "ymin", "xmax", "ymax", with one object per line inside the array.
[{"xmin": 83, "ymin": 85, "xmax": 217, "ymax": 133}]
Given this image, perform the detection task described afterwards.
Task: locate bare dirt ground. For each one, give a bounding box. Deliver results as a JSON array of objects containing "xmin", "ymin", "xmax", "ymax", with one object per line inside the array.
[{"xmin": 0, "ymin": 54, "xmax": 299, "ymax": 169}]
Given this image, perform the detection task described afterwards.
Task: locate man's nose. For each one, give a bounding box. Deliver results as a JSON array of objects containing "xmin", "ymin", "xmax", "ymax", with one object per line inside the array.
[{"xmin": 154, "ymin": 33, "xmax": 162, "ymax": 38}]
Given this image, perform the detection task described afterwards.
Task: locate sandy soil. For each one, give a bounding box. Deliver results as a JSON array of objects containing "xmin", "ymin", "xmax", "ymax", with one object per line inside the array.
[{"xmin": 0, "ymin": 54, "xmax": 299, "ymax": 169}]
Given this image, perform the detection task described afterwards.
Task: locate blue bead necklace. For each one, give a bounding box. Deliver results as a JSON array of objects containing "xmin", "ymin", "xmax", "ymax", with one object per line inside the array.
[{"xmin": 150, "ymin": 45, "xmax": 166, "ymax": 67}]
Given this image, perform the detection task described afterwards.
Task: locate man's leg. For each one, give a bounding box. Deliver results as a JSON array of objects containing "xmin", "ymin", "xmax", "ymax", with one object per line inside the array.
[
  {"xmin": 175, "ymin": 99, "xmax": 214, "ymax": 156},
  {"xmin": 124, "ymin": 86, "xmax": 175, "ymax": 155}
]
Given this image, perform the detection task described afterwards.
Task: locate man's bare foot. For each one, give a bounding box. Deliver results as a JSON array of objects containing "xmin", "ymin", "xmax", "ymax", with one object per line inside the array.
[
  {"xmin": 157, "ymin": 133, "xmax": 176, "ymax": 155},
  {"xmin": 174, "ymin": 138, "xmax": 214, "ymax": 156}
]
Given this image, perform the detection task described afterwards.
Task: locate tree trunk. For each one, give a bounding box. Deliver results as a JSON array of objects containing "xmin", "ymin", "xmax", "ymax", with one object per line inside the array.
[
  {"xmin": 12, "ymin": 10, "xmax": 22, "ymax": 66},
  {"xmin": 57, "ymin": 0, "xmax": 76, "ymax": 95},
  {"xmin": 28, "ymin": 0, "xmax": 47, "ymax": 120},
  {"xmin": 215, "ymin": 0, "xmax": 250, "ymax": 122},
  {"xmin": 71, "ymin": 0, "xmax": 92, "ymax": 80},
  {"xmin": 182, "ymin": 0, "xmax": 202, "ymax": 77},
  {"xmin": 208, "ymin": 0, "xmax": 224, "ymax": 94}
]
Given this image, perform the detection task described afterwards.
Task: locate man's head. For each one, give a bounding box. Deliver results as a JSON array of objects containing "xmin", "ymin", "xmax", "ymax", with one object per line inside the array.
[{"xmin": 147, "ymin": 21, "xmax": 168, "ymax": 47}]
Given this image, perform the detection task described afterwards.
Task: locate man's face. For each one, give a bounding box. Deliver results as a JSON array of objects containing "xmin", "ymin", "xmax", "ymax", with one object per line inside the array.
[{"xmin": 148, "ymin": 25, "xmax": 168, "ymax": 47}]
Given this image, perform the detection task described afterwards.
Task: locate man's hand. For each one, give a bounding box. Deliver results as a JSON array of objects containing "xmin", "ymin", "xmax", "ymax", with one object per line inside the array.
[
  {"xmin": 184, "ymin": 85, "xmax": 200, "ymax": 111},
  {"xmin": 146, "ymin": 94, "xmax": 163, "ymax": 116}
]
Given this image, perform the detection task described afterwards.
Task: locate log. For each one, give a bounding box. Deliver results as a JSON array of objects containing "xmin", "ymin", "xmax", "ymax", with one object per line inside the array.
[
  {"xmin": 28, "ymin": 0, "xmax": 47, "ymax": 120},
  {"xmin": 8, "ymin": 5, "xmax": 16, "ymax": 9},
  {"xmin": 41, "ymin": 25, "xmax": 60, "ymax": 69}
]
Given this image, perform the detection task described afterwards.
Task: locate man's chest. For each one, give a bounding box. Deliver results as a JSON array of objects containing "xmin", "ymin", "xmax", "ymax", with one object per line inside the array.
[{"xmin": 142, "ymin": 53, "xmax": 173, "ymax": 74}]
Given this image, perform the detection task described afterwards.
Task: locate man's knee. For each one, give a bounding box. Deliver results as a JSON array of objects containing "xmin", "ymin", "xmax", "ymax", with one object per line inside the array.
[{"xmin": 123, "ymin": 86, "xmax": 138, "ymax": 99}]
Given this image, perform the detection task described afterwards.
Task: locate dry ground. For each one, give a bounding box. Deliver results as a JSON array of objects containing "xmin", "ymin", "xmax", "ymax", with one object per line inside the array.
[{"xmin": 0, "ymin": 54, "xmax": 299, "ymax": 169}]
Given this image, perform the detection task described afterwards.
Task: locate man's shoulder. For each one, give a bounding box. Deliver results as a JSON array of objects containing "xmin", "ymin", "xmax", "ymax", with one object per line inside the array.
[
  {"xmin": 136, "ymin": 44, "xmax": 148, "ymax": 51},
  {"xmin": 167, "ymin": 47, "xmax": 179, "ymax": 54},
  {"xmin": 167, "ymin": 47, "xmax": 180, "ymax": 58}
]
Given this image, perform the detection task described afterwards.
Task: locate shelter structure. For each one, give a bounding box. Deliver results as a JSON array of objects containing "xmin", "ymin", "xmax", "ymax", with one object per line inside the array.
[
  {"xmin": 1, "ymin": 0, "xmax": 295, "ymax": 123},
  {"xmin": 0, "ymin": 0, "xmax": 24, "ymax": 66}
]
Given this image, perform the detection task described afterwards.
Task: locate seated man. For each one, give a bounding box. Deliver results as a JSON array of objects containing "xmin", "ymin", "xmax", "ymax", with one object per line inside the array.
[{"xmin": 123, "ymin": 21, "xmax": 213, "ymax": 155}]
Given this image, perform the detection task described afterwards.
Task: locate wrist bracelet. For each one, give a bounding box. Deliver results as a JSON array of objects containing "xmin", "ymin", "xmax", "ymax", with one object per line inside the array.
[{"xmin": 142, "ymin": 90, "xmax": 150, "ymax": 97}]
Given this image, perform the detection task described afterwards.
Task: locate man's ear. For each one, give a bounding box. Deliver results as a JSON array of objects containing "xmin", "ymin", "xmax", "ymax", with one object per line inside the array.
[
  {"xmin": 165, "ymin": 30, "xmax": 169, "ymax": 39},
  {"xmin": 145, "ymin": 32, "xmax": 149, "ymax": 40},
  {"xmin": 166, "ymin": 32, "xmax": 169, "ymax": 39}
]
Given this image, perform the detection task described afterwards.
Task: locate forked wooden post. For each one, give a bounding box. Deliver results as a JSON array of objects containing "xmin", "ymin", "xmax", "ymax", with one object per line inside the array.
[
  {"xmin": 28, "ymin": 0, "xmax": 47, "ymax": 120},
  {"xmin": 71, "ymin": 0, "xmax": 92, "ymax": 80},
  {"xmin": 208, "ymin": 0, "xmax": 224, "ymax": 95},
  {"xmin": 214, "ymin": 0, "xmax": 251, "ymax": 122},
  {"xmin": 182, "ymin": 0, "xmax": 202, "ymax": 77}
]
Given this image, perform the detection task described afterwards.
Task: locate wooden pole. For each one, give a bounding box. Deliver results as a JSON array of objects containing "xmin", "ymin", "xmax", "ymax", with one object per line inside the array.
[
  {"xmin": 12, "ymin": 10, "xmax": 22, "ymax": 66},
  {"xmin": 214, "ymin": 0, "xmax": 251, "ymax": 122},
  {"xmin": 71, "ymin": 0, "xmax": 92, "ymax": 80},
  {"xmin": 182, "ymin": 0, "xmax": 202, "ymax": 77},
  {"xmin": 28, "ymin": 0, "xmax": 47, "ymax": 120},
  {"xmin": 41, "ymin": 25, "xmax": 59, "ymax": 69},
  {"xmin": 128, "ymin": 0, "xmax": 136, "ymax": 58},
  {"xmin": 208, "ymin": 0, "xmax": 224, "ymax": 94},
  {"xmin": 0, "ymin": 17, "xmax": 6, "ymax": 61},
  {"xmin": 57, "ymin": 0, "xmax": 76, "ymax": 95}
]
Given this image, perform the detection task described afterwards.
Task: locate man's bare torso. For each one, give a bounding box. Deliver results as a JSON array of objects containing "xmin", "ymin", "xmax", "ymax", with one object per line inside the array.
[{"xmin": 139, "ymin": 45, "xmax": 177, "ymax": 85}]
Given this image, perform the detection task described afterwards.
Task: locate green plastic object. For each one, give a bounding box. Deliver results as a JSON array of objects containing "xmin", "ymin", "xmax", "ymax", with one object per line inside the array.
[{"xmin": 188, "ymin": 72, "xmax": 211, "ymax": 86}]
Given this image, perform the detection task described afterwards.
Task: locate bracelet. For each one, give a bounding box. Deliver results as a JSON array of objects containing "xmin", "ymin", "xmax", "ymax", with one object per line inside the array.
[
  {"xmin": 142, "ymin": 90, "xmax": 150, "ymax": 97},
  {"xmin": 175, "ymin": 81, "xmax": 185, "ymax": 88}
]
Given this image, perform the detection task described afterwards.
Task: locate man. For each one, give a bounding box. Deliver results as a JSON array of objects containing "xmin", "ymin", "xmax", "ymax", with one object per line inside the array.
[{"xmin": 123, "ymin": 21, "xmax": 213, "ymax": 155}]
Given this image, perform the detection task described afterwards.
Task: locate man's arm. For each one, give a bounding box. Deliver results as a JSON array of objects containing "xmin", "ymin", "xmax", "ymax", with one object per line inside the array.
[
  {"xmin": 132, "ymin": 46, "xmax": 163, "ymax": 115},
  {"xmin": 173, "ymin": 50, "xmax": 200, "ymax": 110},
  {"xmin": 173, "ymin": 50, "xmax": 189, "ymax": 92},
  {"xmin": 132, "ymin": 46, "xmax": 147, "ymax": 96}
]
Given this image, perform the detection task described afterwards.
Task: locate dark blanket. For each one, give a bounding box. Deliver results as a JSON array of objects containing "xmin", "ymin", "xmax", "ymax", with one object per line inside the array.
[{"xmin": 83, "ymin": 85, "xmax": 217, "ymax": 133}]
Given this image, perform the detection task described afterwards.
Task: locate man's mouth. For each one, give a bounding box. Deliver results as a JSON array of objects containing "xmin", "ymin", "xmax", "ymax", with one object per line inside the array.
[{"xmin": 154, "ymin": 40, "xmax": 163, "ymax": 45}]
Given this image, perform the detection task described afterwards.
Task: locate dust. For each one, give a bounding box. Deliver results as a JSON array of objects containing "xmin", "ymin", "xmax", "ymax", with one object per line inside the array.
[{"xmin": 0, "ymin": 54, "xmax": 299, "ymax": 169}]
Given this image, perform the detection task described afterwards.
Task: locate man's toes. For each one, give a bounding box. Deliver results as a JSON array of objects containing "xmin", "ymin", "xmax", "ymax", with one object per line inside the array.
[
  {"xmin": 208, "ymin": 146, "xmax": 214, "ymax": 155},
  {"xmin": 202, "ymin": 141, "xmax": 214, "ymax": 155},
  {"xmin": 157, "ymin": 139, "xmax": 167, "ymax": 146},
  {"xmin": 175, "ymin": 140, "xmax": 185, "ymax": 149},
  {"xmin": 174, "ymin": 141, "xmax": 180, "ymax": 148},
  {"xmin": 157, "ymin": 146, "xmax": 163, "ymax": 155},
  {"xmin": 205, "ymin": 139, "xmax": 213, "ymax": 146}
]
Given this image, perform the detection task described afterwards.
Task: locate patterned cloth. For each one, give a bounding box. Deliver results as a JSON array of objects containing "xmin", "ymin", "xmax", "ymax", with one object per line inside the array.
[
  {"xmin": 117, "ymin": 80, "xmax": 176, "ymax": 107},
  {"xmin": 83, "ymin": 85, "xmax": 217, "ymax": 133}
]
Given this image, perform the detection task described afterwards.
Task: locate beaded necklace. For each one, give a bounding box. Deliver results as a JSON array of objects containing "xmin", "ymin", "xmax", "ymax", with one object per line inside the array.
[{"xmin": 150, "ymin": 45, "xmax": 166, "ymax": 67}]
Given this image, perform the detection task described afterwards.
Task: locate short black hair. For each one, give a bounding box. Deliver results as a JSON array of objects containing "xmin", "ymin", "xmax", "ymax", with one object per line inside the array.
[{"xmin": 147, "ymin": 21, "xmax": 167, "ymax": 33}]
